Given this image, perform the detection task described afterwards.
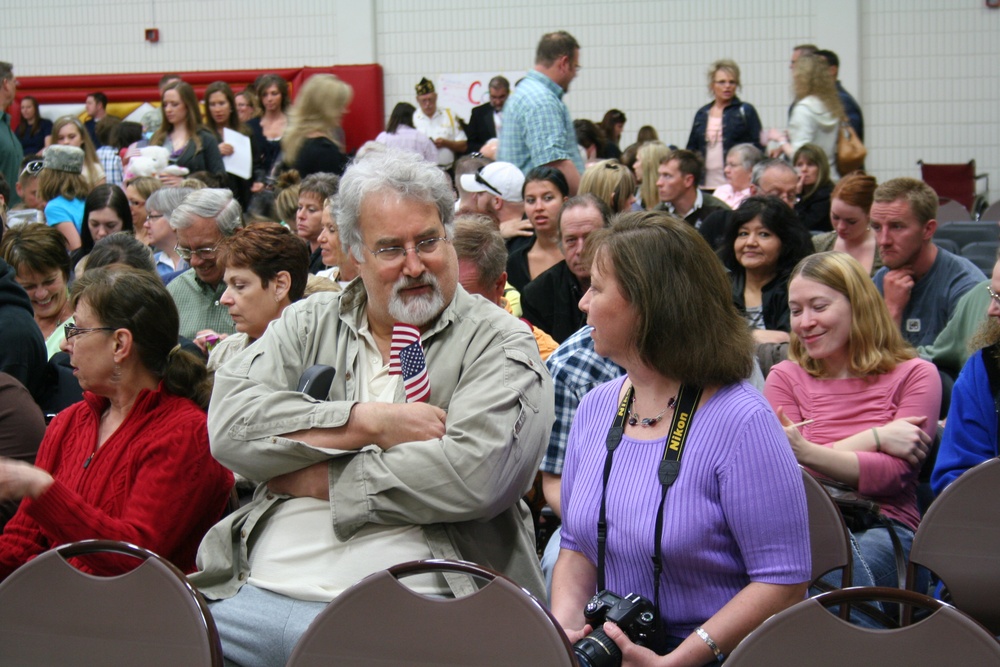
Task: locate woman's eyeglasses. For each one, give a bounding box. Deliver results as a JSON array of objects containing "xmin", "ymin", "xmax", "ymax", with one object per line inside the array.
[{"xmin": 65, "ymin": 324, "xmax": 115, "ymax": 340}]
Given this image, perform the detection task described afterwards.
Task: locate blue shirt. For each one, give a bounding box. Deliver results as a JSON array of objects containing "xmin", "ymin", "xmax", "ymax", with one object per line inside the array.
[
  {"xmin": 873, "ymin": 247, "xmax": 983, "ymax": 347},
  {"xmin": 44, "ymin": 196, "xmax": 85, "ymax": 232},
  {"xmin": 498, "ymin": 70, "xmax": 584, "ymax": 176}
]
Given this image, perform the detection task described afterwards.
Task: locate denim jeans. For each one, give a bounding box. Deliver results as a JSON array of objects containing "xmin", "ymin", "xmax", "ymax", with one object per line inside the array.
[
  {"xmin": 815, "ymin": 521, "xmax": 918, "ymax": 627},
  {"xmin": 540, "ymin": 525, "xmax": 562, "ymax": 603},
  {"xmin": 208, "ymin": 584, "xmax": 328, "ymax": 667}
]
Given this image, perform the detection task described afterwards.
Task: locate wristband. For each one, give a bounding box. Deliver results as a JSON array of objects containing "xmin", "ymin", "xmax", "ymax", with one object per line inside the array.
[
  {"xmin": 695, "ymin": 626, "xmax": 725, "ymax": 663},
  {"xmin": 872, "ymin": 427, "xmax": 881, "ymax": 452}
]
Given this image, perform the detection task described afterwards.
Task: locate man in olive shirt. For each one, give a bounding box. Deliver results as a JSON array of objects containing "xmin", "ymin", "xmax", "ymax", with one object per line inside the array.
[{"xmin": 166, "ymin": 188, "xmax": 239, "ymax": 341}]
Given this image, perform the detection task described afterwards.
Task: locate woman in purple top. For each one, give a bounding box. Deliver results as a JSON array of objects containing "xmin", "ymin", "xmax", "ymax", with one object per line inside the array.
[
  {"xmin": 375, "ymin": 102, "xmax": 437, "ymax": 164},
  {"xmin": 551, "ymin": 211, "xmax": 810, "ymax": 666},
  {"xmin": 765, "ymin": 251, "xmax": 940, "ymax": 595}
]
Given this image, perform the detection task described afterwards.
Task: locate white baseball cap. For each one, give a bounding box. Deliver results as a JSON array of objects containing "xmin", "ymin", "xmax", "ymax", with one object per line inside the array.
[{"xmin": 460, "ymin": 161, "xmax": 525, "ymax": 203}]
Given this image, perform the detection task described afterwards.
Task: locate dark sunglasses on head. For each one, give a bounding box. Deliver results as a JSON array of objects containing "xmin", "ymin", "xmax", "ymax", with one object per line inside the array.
[{"xmin": 475, "ymin": 170, "xmax": 502, "ymax": 197}]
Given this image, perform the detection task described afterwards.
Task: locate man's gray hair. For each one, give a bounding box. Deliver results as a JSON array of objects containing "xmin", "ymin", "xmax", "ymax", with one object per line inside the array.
[
  {"xmin": 337, "ymin": 148, "xmax": 455, "ymax": 262},
  {"xmin": 169, "ymin": 188, "xmax": 243, "ymax": 235},
  {"xmin": 0, "ymin": 62, "xmax": 13, "ymax": 83},
  {"xmin": 146, "ymin": 187, "xmax": 194, "ymax": 224},
  {"xmin": 751, "ymin": 158, "xmax": 797, "ymax": 187},
  {"xmin": 729, "ymin": 143, "xmax": 763, "ymax": 173}
]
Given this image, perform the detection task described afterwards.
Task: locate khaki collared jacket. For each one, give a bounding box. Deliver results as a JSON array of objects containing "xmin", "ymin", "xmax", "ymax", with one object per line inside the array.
[{"xmin": 190, "ymin": 281, "xmax": 552, "ymax": 601}]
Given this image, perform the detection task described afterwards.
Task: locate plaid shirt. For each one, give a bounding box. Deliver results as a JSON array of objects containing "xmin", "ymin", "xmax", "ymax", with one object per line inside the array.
[
  {"xmin": 541, "ymin": 325, "xmax": 622, "ymax": 475},
  {"xmin": 498, "ymin": 70, "xmax": 585, "ymax": 176},
  {"xmin": 96, "ymin": 145, "xmax": 123, "ymax": 187}
]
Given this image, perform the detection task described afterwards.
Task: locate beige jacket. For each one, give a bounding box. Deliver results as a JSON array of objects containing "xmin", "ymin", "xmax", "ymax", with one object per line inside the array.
[{"xmin": 190, "ymin": 282, "xmax": 552, "ymax": 600}]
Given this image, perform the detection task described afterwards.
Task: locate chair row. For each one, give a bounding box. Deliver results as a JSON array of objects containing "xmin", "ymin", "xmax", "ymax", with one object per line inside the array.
[
  {"xmin": 3, "ymin": 457, "xmax": 997, "ymax": 665},
  {"xmin": 0, "ymin": 543, "xmax": 577, "ymax": 666},
  {"xmin": 803, "ymin": 458, "xmax": 1000, "ymax": 636}
]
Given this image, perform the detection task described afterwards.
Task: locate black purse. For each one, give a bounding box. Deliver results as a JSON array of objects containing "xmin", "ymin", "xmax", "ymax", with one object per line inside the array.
[
  {"xmin": 815, "ymin": 476, "xmax": 882, "ymax": 532},
  {"xmin": 812, "ymin": 473, "xmax": 906, "ymax": 590}
]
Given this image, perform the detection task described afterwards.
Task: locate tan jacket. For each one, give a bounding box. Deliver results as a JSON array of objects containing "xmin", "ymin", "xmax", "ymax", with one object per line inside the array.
[{"xmin": 190, "ymin": 282, "xmax": 552, "ymax": 600}]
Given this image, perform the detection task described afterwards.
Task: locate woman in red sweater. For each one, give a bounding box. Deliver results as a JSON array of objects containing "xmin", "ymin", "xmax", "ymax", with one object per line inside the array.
[{"xmin": 0, "ymin": 266, "xmax": 233, "ymax": 578}]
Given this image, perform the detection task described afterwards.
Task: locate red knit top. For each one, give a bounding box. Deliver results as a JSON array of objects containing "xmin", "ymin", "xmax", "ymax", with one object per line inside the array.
[{"xmin": 0, "ymin": 385, "xmax": 233, "ymax": 578}]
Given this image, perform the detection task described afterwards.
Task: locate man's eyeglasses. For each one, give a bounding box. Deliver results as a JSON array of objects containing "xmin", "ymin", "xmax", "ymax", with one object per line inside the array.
[
  {"xmin": 146, "ymin": 213, "xmax": 165, "ymax": 223},
  {"xmin": 174, "ymin": 243, "xmax": 221, "ymax": 261},
  {"xmin": 367, "ymin": 237, "xmax": 450, "ymax": 264},
  {"xmin": 65, "ymin": 324, "xmax": 115, "ymax": 340},
  {"xmin": 986, "ymin": 283, "xmax": 1000, "ymax": 308},
  {"xmin": 20, "ymin": 160, "xmax": 42, "ymax": 178}
]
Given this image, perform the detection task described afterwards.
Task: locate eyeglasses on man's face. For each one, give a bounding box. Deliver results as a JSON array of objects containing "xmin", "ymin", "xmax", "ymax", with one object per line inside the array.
[
  {"xmin": 174, "ymin": 242, "xmax": 221, "ymax": 261},
  {"xmin": 366, "ymin": 237, "xmax": 450, "ymax": 265}
]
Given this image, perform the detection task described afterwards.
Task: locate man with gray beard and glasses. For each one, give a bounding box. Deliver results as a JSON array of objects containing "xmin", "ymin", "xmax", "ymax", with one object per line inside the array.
[{"xmin": 192, "ymin": 147, "xmax": 553, "ymax": 667}]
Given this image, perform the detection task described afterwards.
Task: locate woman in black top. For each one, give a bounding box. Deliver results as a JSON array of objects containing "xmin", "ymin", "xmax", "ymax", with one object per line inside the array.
[
  {"xmin": 793, "ymin": 143, "xmax": 834, "ymax": 232},
  {"xmin": 280, "ymin": 74, "xmax": 352, "ymax": 180},
  {"xmin": 16, "ymin": 97, "xmax": 52, "ymax": 156},
  {"xmin": 149, "ymin": 81, "xmax": 225, "ymax": 185}
]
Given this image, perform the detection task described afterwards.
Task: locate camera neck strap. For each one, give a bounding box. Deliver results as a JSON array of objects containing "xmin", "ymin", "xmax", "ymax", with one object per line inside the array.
[{"xmin": 596, "ymin": 382, "xmax": 703, "ymax": 608}]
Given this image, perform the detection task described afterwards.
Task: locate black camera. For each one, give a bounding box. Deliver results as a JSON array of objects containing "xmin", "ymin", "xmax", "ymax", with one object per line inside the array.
[{"xmin": 573, "ymin": 590, "xmax": 657, "ymax": 667}]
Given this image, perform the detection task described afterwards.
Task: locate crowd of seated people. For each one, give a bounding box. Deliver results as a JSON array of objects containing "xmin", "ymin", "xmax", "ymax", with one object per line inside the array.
[{"xmin": 0, "ymin": 36, "xmax": 998, "ymax": 665}]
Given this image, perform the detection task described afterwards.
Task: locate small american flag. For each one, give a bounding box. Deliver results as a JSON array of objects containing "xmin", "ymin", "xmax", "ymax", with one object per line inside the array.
[{"xmin": 389, "ymin": 323, "xmax": 430, "ymax": 402}]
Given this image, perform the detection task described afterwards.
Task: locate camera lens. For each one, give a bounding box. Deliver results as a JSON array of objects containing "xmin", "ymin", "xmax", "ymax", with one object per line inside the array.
[{"xmin": 573, "ymin": 629, "xmax": 622, "ymax": 667}]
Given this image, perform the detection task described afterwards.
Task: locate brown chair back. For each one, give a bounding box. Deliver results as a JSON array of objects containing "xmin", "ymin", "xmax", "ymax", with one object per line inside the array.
[
  {"xmin": 906, "ymin": 457, "xmax": 1000, "ymax": 634},
  {"xmin": 0, "ymin": 539, "xmax": 223, "ymax": 666},
  {"xmin": 801, "ymin": 468, "xmax": 853, "ymax": 591},
  {"xmin": 286, "ymin": 559, "xmax": 575, "ymax": 666},
  {"xmin": 726, "ymin": 587, "xmax": 1000, "ymax": 666}
]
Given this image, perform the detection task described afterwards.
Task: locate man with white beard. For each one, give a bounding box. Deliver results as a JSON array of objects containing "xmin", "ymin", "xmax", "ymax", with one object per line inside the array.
[{"xmin": 192, "ymin": 148, "xmax": 552, "ymax": 667}]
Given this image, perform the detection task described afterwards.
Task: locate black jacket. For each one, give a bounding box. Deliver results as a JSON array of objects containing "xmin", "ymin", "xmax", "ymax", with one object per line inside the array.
[
  {"xmin": 0, "ymin": 258, "xmax": 47, "ymax": 401},
  {"xmin": 730, "ymin": 267, "xmax": 794, "ymax": 333},
  {"xmin": 465, "ymin": 103, "xmax": 497, "ymax": 154},
  {"xmin": 520, "ymin": 260, "xmax": 586, "ymax": 345}
]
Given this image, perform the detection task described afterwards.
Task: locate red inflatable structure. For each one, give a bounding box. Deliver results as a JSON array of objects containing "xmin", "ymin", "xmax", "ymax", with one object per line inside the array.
[{"xmin": 12, "ymin": 65, "xmax": 384, "ymax": 154}]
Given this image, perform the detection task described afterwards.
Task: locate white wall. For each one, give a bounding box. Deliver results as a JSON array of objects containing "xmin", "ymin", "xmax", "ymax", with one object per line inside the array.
[{"xmin": 5, "ymin": 0, "xmax": 999, "ymax": 203}]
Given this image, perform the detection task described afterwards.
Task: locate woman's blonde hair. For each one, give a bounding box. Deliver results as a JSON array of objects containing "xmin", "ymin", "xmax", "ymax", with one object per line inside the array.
[
  {"xmin": 282, "ymin": 74, "xmax": 354, "ymax": 164},
  {"xmin": 637, "ymin": 141, "xmax": 670, "ymax": 211},
  {"xmin": 788, "ymin": 251, "xmax": 915, "ymax": 378},
  {"xmin": 792, "ymin": 54, "xmax": 845, "ymax": 120},
  {"xmin": 707, "ymin": 59, "xmax": 741, "ymax": 95},
  {"xmin": 580, "ymin": 159, "xmax": 637, "ymax": 213}
]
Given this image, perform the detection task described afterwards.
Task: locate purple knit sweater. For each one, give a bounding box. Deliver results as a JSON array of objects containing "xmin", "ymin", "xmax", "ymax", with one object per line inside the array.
[{"xmin": 561, "ymin": 379, "xmax": 811, "ymax": 638}]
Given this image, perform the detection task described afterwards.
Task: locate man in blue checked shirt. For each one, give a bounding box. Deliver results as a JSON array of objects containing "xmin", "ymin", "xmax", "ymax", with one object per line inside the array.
[{"xmin": 499, "ymin": 30, "xmax": 584, "ymax": 195}]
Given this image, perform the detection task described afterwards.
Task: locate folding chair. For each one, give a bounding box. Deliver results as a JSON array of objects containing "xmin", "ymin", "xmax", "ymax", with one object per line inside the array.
[
  {"xmin": 905, "ymin": 457, "xmax": 1000, "ymax": 634},
  {"xmin": 918, "ymin": 160, "xmax": 989, "ymax": 219},
  {"xmin": 725, "ymin": 587, "xmax": 1000, "ymax": 666},
  {"xmin": 980, "ymin": 199, "xmax": 1000, "ymax": 223},
  {"xmin": 0, "ymin": 539, "xmax": 224, "ymax": 666},
  {"xmin": 936, "ymin": 198, "xmax": 971, "ymax": 223},
  {"xmin": 933, "ymin": 221, "xmax": 997, "ymax": 250},
  {"xmin": 286, "ymin": 559, "xmax": 576, "ymax": 667},
  {"xmin": 960, "ymin": 241, "xmax": 997, "ymax": 277}
]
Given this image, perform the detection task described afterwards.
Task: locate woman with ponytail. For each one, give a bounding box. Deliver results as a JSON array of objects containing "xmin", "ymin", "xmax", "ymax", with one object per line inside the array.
[{"xmin": 0, "ymin": 266, "xmax": 232, "ymax": 579}]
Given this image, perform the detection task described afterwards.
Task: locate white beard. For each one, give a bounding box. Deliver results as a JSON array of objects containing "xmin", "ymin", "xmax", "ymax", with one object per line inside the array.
[{"xmin": 387, "ymin": 272, "xmax": 445, "ymax": 326}]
